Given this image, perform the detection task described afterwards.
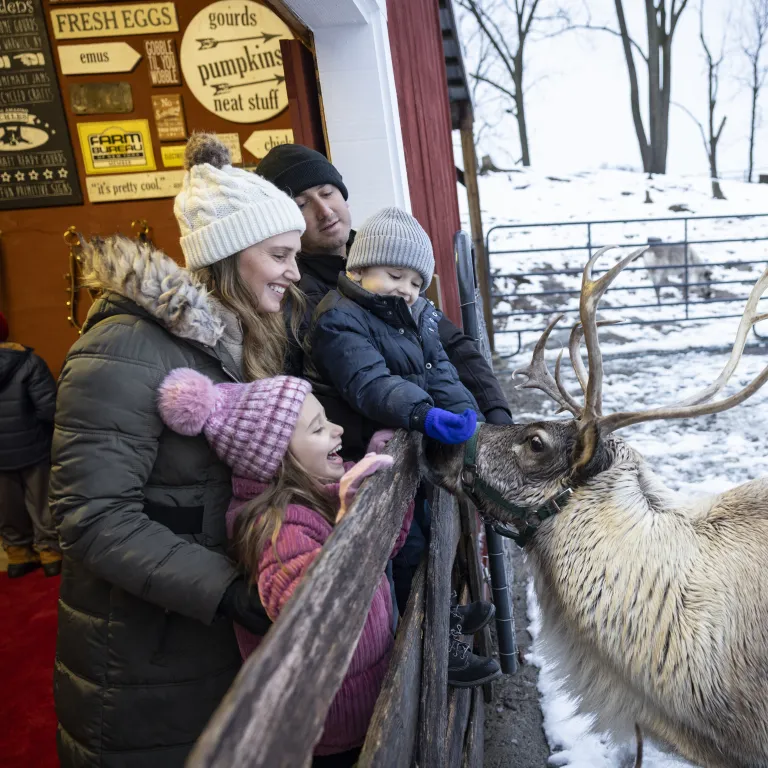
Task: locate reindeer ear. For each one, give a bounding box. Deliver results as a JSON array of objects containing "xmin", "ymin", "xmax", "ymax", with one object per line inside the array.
[{"xmin": 571, "ymin": 421, "xmax": 600, "ymax": 480}]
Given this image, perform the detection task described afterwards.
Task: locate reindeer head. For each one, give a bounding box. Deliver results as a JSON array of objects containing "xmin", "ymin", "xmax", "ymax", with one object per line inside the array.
[{"xmin": 426, "ymin": 247, "xmax": 768, "ymax": 533}]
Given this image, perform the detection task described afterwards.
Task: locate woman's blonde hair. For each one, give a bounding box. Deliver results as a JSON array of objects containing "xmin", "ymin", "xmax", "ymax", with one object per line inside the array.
[
  {"xmin": 197, "ymin": 252, "xmax": 305, "ymax": 381},
  {"xmin": 231, "ymin": 451, "xmax": 337, "ymax": 576}
]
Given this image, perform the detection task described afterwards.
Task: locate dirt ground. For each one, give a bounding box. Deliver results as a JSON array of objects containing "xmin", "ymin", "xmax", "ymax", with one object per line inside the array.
[{"xmin": 483, "ymin": 542, "xmax": 550, "ymax": 768}]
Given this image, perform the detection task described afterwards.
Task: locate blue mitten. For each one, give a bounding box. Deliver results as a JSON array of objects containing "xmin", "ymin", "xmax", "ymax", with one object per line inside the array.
[{"xmin": 424, "ymin": 408, "xmax": 478, "ymax": 444}]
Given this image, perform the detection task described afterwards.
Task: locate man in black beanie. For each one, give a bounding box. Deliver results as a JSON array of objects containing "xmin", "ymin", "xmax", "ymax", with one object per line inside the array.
[{"xmin": 257, "ymin": 143, "xmax": 514, "ymax": 427}]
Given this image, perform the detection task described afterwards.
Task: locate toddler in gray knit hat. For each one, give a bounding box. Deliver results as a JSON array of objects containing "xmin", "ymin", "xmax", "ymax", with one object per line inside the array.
[
  {"xmin": 345, "ymin": 207, "xmax": 434, "ymax": 307},
  {"xmin": 305, "ymin": 205, "xmax": 480, "ymax": 463}
]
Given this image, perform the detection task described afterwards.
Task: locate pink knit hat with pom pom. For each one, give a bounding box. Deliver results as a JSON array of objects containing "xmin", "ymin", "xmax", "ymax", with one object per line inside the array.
[{"xmin": 157, "ymin": 368, "xmax": 312, "ymax": 482}]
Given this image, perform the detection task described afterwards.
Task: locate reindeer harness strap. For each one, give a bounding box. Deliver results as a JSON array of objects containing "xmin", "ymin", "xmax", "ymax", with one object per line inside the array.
[{"xmin": 461, "ymin": 424, "xmax": 572, "ymax": 546}]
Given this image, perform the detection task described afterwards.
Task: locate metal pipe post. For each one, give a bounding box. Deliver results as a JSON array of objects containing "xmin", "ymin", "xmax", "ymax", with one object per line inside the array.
[{"xmin": 454, "ymin": 230, "xmax": 518, "ymax": 675}]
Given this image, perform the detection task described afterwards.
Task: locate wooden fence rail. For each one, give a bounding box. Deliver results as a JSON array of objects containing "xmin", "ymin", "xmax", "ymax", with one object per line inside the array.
[
  {"xmin": 188, "ymin": 432, "xmax": 491, "ymax": 768},
  {"xmin": 188, "ymin": 431, "xmax": 420, "ymax": 768}
]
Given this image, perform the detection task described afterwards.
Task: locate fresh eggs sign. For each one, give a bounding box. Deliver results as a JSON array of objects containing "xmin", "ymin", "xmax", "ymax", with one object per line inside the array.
[{"xmin": 180, "ymin": 1, "xmax": 292, "ymax": 124}]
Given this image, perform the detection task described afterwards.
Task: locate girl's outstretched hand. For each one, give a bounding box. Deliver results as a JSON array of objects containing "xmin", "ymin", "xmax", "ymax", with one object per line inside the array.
[
  {"xmin": 367, "ymin": 429, "xmax": 396, "ymax": 454},
  {"xmin": 336, "ymin": 453, "xmax": 395, "ymax": 523}
]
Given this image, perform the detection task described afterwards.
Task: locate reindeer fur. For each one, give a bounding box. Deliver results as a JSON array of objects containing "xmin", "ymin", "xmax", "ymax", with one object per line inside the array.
[{"xmin": 427, "ymin": 426, "xmax": 768, "ymax": 768}]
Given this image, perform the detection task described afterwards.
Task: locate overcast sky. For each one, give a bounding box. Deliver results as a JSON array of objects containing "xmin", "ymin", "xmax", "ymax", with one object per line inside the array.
[{"xmin": 459, "ymin": 0, "xmax": 767, "ymax": 180}]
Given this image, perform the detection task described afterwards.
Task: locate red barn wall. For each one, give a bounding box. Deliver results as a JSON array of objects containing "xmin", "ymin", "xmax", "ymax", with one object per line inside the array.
[{"xmin": 386, "ymin": 0, "xmax": 462, "ymax": 326}]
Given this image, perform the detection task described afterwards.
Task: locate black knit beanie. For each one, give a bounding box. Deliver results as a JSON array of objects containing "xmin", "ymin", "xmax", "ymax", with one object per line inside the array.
[{"xmin": 256, "ymin": 144, "xmax": 348, "ymax": 200}]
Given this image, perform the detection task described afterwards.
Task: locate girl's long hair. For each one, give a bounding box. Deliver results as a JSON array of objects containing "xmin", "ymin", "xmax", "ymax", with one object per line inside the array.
[
  {"xmin": 231, "ymin": 451, "xmax": 338, "ymax": 576},
  {"xmin": 197, "ymin": 252, "xmax": 305, "ymax": 381}
]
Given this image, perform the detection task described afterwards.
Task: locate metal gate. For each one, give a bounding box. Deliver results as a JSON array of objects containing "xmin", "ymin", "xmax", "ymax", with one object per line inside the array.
[{"xmin": 485, "ymin": 213, "xmax": 768, "ymax": 355}]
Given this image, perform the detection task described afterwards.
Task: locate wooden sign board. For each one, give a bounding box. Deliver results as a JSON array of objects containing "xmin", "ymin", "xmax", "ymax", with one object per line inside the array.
[
  {"xmin": 0, "ymin": 0, "xmax": 82, "ymax": 210},
  {"xmin": 58, "ymin": 41, "xmax": 141, "ymax": 75},
  {"xmin": 77, "ymin": 118, "xmax": 156, "ymax": 174},
  {"xmin": 244, "ymin": 129, "xmax": 294, "ymax": 160},
  {"xmin": 71, "ymin": 82, "xmax": 133, "ymax": 115},
  {"xmin": 85, "ymin": 169, "xmax": 185, "ymax": 202},
  {"xmin": 160, "ymin": 144, "xmax": 185, "ymax": 167},
  {"xmin": 179, "ymin": 0, "xmax": 292, "ymax": 124},
  {"xmin": 151, "ymin": 94, "xmax": 186, "ymax": 140},
  {"xmin": 144, "ymin": 38, "xmax": 180, "ymax": 86},
  {"xmin": 50, "ymin": 3, "xmax": 178, "ymax": 40}
]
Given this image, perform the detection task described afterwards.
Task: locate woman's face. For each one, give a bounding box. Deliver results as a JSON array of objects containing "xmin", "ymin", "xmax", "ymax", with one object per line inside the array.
[
  {"xmin": 238, "ymin": 231, "xmax": 302, "ymax": 313},
  {"xmin": 289, "ymin": 394, "xmax": 345, "ymax": 483}
]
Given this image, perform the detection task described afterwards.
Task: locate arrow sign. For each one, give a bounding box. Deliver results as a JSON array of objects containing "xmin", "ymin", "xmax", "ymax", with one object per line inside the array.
[
  {"xmin": 58, "ymin": 42, "xmax": 142, "ymax": 76},
  {"xmin": 196, "ymin": 32, "xmax": 281, "ymax": 50},
  {"xmin": 211, "ymin": 74, "xmax": 284, "ymax": 95}
]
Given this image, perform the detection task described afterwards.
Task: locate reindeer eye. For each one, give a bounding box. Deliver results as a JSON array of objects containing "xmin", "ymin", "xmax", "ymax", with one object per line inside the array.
[{"xmin": 529, "ymin": 435, "xmax": 545, "ymax": 453}]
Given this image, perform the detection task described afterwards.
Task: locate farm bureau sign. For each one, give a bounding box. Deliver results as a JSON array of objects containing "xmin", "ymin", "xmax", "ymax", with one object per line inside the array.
[{"xmin": 179, "ymin": 0, "xmax": 292, "ymax": 124}]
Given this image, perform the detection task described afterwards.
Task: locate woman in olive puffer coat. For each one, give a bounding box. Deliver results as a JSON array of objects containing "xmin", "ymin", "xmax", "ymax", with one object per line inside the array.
[{"xmin": 50, "ymin": 134, "xmax": 307, "ymax": 768}]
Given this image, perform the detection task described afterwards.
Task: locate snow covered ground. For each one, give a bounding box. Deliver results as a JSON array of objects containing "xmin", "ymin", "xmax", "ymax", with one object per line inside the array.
[
  {"xmin": 503, "ymin": 346, "xmax": 768, "ymax": 768},
  {"xmin": 467, "ymin": 167, "xmax": 768, "ymax": 767},
  {"xmin": 458, "ymin": 168, "xmax": 768, "ymax": 359}
]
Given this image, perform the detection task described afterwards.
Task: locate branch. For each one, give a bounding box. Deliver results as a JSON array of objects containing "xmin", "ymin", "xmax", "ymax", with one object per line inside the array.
[
  {"xmin": 522, "ymin": 0, "xmax": 543, "ymax": 39},
  {"xmin": 714, "ymin": 114, "xmax": 727, "ymax": 142},
  {"xmin": 458, "ymin": 0, "xmax": 519, "ymax": 81},
  {"xmin": 564, "ymin": 23, "xmax": 649, "ymax": 62},
  {"xmin": 470, "ymin": 72, "xmax": 518, "ymax": 105},
  {"xmin": 673, "ymin": 101, "xmax": 709, "ymax": 154},
  {"xmin": 671, "ymin": 0, "xmax": 690, "ymax": 33}
]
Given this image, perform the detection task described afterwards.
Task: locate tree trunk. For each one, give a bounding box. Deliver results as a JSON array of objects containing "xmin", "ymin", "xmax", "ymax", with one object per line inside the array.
[
  {"xmin": 748, "ymin": 71, "xmax": 759, "ymax": 183},
  {"xmin": 646, "ymin": 1, "xmax": 663, "ymax": 173},
  {"xmin": 710, "ymin": 150, "xmax": 726, "ymax": 199},
  {"xmin": 615, "ymin": 0, "xmax": 650, "ymax": 170},
  {"xmin": 513, "ymin": 60, "xmax": 531, "ymax": 166},
  {"xmin": 658, "ymin": 30, "xmax": 673, "ymax": 173}
]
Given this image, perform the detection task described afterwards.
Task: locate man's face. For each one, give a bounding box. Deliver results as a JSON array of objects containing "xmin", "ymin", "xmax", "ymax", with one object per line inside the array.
[{"xmin": 294, "ymin": 184, "xmax": 352, "ymax": 256}]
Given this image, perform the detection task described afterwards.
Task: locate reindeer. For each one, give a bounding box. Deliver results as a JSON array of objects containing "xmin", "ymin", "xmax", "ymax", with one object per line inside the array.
[
  {"xmin": 425, "ymin": 246, "xmax": 768, "ymax": 768},
  {"xmin": 643, "ymin": 237, "xmax": 713, "ymax": 305}
]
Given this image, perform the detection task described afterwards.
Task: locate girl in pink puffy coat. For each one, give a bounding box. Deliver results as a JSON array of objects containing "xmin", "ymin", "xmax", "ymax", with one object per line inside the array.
[{"xmin": 157, "ymin": 369, "xmax": 413, "ymax": 768}]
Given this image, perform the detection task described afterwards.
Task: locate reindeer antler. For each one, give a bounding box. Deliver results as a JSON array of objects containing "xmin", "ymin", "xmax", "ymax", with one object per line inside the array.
[
  {"xmin": 519, "ymin": 251, "xmax": 768, "ymax": 440},
  {"xmin": 568, "ymin": 319, "xmax": 621, "ymax": 397},
  {"xmin": 599, "ymin": 265, "xmax": 768, "ymax": 433},
  {"xmin": 579, "ymin": 246, "xmax": 649, "ymax": 419},
  {"xmin": 514, "ymin": 314, "xmax": 581, "ymax": 416},
  {"xmin": 676, "ymin": 266, "xmax": 768, "ymax": 406}
]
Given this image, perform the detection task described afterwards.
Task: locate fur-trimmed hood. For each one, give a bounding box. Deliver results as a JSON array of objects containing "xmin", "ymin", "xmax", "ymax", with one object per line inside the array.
[{"xmin": 80, "ymin": 235, "xmax": 224, "ymax": 347}]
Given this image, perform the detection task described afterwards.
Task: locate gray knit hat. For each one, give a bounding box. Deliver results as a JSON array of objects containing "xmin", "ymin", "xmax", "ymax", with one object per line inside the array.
[
  {"xmin": 174, "ymin": 133, "xmax": 306, "ymax": 271},
  {"xmin": 346, "ymin": 207, "xmax": 434, "ymax": 290}
]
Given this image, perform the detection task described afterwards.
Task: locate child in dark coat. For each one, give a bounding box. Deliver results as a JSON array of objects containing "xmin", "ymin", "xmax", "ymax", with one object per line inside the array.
[
  {"xmin": 305, "ymin": 206, "xmax": 481, "ymax": 462},
  {"xmin": 306, "ymin": 207, "xmax": 501, "ymax": 688}
]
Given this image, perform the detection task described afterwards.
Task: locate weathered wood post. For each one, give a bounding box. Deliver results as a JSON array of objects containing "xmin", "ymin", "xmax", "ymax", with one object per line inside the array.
[{"xmin": 418, "ymin": 488, "xmax": 461, "ymax": 766}]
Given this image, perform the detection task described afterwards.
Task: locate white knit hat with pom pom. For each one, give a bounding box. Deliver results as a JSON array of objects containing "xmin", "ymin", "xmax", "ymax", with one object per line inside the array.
[{"xmin": 174, "ymin": 132, "xmax": 306, "ymax": 270}]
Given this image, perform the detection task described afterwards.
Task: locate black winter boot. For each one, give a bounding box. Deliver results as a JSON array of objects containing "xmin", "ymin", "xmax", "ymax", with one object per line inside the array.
[
  {"xmin": 447, "ymin": 630, "xmax": 502, "ymax": 688},
  {"xmin": 450, "ymin": 599, "xmax": 495, "ymax": 636}
]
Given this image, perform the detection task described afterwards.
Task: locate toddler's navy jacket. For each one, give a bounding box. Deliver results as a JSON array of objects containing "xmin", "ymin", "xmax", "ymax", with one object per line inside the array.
[{"xmin": 305, "ymin": 273, "xmax": 480, "ymax": 460}]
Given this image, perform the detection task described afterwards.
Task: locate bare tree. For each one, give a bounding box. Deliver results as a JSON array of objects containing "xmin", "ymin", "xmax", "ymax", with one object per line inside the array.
[
  {"xmin": 676, "ymin": 1, "xmax": 728, "ymax": 200},
  {"xmin": 570, "ymin": 1, "xmax": 690, "ymax": 174},
  {"xmin": 741, "ymin": 0, "xmax": 768, "ymax": 182},
  {"xmin": 457, "ymin": 0, "xmax": 570, "ymax": 167}
]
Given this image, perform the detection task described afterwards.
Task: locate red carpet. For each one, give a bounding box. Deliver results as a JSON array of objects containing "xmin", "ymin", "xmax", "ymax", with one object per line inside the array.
[{"xmin": 0, "ymin": 569, "xmax": 60, "ymax": 767}]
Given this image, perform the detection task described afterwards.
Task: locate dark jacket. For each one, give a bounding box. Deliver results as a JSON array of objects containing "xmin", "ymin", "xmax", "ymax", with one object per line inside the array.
[
  {"xmin": 0, "ymin": 342, "xmax": 56, "ymax": 470},
  {"xmin": 50, "ymin": 238, "xmax": 245, "ymax": 768},
  {"xmin": 294, "ymin": 242, "xmax": 511, "ymax": 419},
  {"xmin": 305, "ymin": 274, "xmax": 480, "ymax": 460}
]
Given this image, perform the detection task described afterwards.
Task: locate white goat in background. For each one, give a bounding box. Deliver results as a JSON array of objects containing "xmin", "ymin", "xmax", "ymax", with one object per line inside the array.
[{"xmin": 643, "ymin": 237, "xmax": 713, "ymax": 304}]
